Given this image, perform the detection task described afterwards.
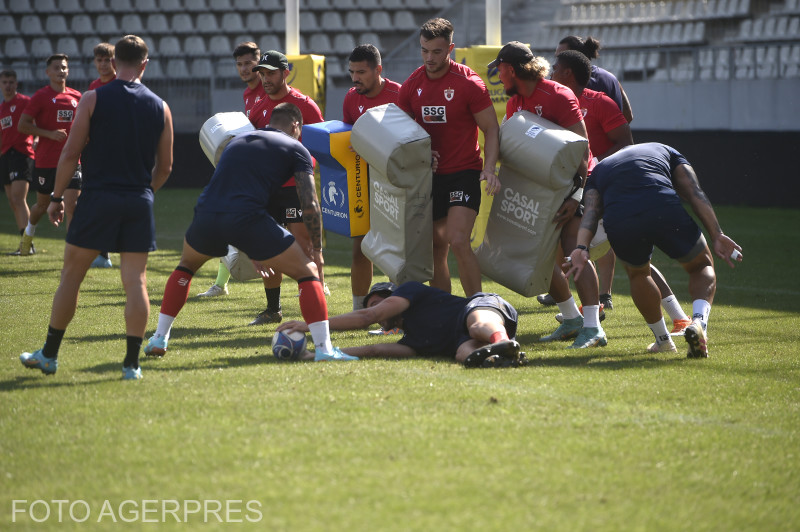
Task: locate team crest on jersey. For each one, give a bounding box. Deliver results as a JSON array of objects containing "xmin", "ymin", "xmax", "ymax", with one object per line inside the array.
[
  {"xmin": 535, "ymin": 104, "xmax": 543, "ymax": 117},
  {"xmin": 358, "ymin": 105, "xmax": 364, "ymax": 114},
  {"xmin": 449, "ymin": 190, "xmax": 463, "ymax": 203},
  {"xmin": 417, "ymin": 88, "xmax": 422, "ymax": 96},
  {"xmin": 581, "ymin": 107, "xmax": 588, "ymax": 117},
  {"xmin": 71, "ymin": 99, "xmax": 77, "ymax": 107},
  {"xmin": 444, "ymin": 88, "xmax": 454, "ymax": 101},
  {"xmin": 57, "ymin": 109, "xmax": 74, "ymax": 122},
  {"xmin": 255, "ymin": 96, "xmax": 261, "ymax": 104},
  {"xmin": 10, "ymin": 105, "xmax": 15, "ymax": 112}
]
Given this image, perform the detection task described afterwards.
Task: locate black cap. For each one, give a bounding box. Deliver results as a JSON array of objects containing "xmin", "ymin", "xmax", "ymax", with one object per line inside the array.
[
  {"xmin": 487, "ymin": 41, "xmax": 534, "ymax": 69},
  {"xmin": 253, "ymin": 50, "xmax": 288, "ymax": 72},
  {"xmin": 362, "ymin": 282, "xmax": 397, "ymax": 308}
]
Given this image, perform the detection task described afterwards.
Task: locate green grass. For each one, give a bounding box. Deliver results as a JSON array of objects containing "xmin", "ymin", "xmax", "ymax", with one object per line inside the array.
[{"xmin": 1, "ymin": 190, "xmax": 799, "ymax": 531}]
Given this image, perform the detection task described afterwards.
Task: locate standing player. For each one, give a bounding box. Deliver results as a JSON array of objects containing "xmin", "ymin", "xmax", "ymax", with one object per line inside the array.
[
  {"xmin": 18, "ymin": 54, "xmax": 82, "ymax": 254},
  {"xmin": 144, "ymin": 104, "xmax": 356, "ymax": 362},
  {"xmin": 0, "ymin": 70, "xmax": 35, "ymax": 255},
  {"xmin": 342, "ymin": 44, "xmax": 401, "ymax": 314},
  {"xmin": 20, "ymin": 35, "xmax": 174, "ymax": 379},
  {"xmin": 88, "ymin": 42, "xmax": 117, "ymax": 269},
  {"xmin": 245, "ymin": 50, "xmax": 327, "ymax": 326},
  {"xmin": 397, "ymin": 18, "xmax": 500, "ymax": 297},
  {"xmin": 490, "ymin": 42, "xmax": 605, "ymax": 349},
  {"xmin": 565, "ymin": 143, "xmax": 742, "ymax": 356},
  {"xmin": 197, "ymin": 41, "xmax": 265, "ymax": 299}
]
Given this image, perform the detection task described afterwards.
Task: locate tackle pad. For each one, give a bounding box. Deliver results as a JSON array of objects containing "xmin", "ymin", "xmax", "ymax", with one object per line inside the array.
[
  {"xmin": 199, "ymin": 112, "xmax": 255, "ymax": 166},
  {"xmin": 350, "ymin": 103, "xmax": 433, "ymax": 285},
  {"xmin": 475, "ymin": 111, "xmax": 588, "ymax": 296}
]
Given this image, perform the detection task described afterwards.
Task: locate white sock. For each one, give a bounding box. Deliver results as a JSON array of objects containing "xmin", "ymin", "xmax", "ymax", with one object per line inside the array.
[
  {"xmin": 353, "ymin": 294, "xmax": 365, "ymax": 312},
  {"xmin": 647, "ymin": 318, "xmax": 671, "ymax": 345},
  {"xmin": 582, "ymin": 305, "xmax": 600, "ymax": 328},
  {"xmin": 308, "ymin": 320, "xmax": 334, "ymax": 355},
  {"xmin": 691, "ymin": 299, "xmax": 711, "ymax": 331},
  {"xmin": 662, "ymin": 295, "xmax": 689, "ymax": 322},
  {"xmin": 155, "ymin": 312, "xmax": 176, "ymax": 340},
  {"xmin": 25, "ymin": 222, "xmax": 36, "ymax": 237},
  {"xmin": 557, "ymin": 297, "xmax": 581, "ymax": 320}
]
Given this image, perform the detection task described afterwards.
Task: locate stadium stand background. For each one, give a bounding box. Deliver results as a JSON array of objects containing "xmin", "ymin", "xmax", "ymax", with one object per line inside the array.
[{"xmin": 1, "ymin": 0, "xmax": 798, "ymax": 206}]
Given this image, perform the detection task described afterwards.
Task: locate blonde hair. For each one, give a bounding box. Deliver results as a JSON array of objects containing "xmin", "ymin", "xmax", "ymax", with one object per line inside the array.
[{"xmin": 514, "ymin": 56, "xmax": 550, "ymax": 81}]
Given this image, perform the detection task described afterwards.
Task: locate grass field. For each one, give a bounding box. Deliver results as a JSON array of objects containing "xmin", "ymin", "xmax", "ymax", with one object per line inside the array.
[{"xmin": 1, "ymin": 189, "xmax": 799, "ymax": 531}]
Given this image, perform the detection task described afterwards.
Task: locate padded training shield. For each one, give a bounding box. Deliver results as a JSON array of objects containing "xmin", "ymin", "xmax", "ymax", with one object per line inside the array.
[
  {"xmin": 220, "ymin": 245, "xmax": 261, "ymax": 282},
  {"xmin": 476, "ymin": 111, "xmax": 588, "ymax": 297},
  {"xmin": 302, "ymin": 121, "xmax": 369, "ymax": 237},
  {"xmin": 199, "ymin": 112, "xmax": 255, "ymax": 167},
  {"xmin": 350, "ymin": 104, "xmax": 434, "ymax": 284}
]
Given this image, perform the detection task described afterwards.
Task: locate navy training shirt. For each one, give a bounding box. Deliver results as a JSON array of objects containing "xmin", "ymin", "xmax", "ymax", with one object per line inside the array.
[
  {"xmin": 587, "ymin": 142, "xmax": 691, "ymax": 223},
  {"xmin": 195, "ymin": 127, "xmax": 313, "ymax": 213}
]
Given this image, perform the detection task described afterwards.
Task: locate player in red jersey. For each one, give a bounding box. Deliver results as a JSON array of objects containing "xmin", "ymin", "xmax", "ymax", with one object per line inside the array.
[
  {"xmin": 490, "ymin": 42, "xmax": 606, "ymax": 349},
  {"xmin": 247, "ymin": 50, "xmax": 327, "ymax": 325},
  {"xmin": 197, "ymin": 42, "xmax": 266, "ymax": 300},
  {"xmin": 397, "ymin": 18, "xmax": 500, "ymax": 297},
  {"xmin": 0, "ymin": 70, "xmax": 35, "ymax": 254},
  {"xmin": 342, "ymin": 44, "xmax": 402, "ymax": 314},
  {"xmin": 18, "ymin": 54, "xmax": 82, "ymax": 254}
]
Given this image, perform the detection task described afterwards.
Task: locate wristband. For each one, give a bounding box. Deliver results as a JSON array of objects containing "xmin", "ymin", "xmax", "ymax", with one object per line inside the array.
[
  {"xmin": 50, "ymin": 193, "xmax": 63, "ymax": 203},
  {"xmin": 570, "ymin": 187, "xmax": 584, "ymax": 202},
  {"xmin": 575, "ymin": 244, "xmax": 588, "ymax": 252}
]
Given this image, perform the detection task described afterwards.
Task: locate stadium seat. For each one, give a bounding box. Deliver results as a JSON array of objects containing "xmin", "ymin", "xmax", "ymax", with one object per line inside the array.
[
  {"xmin": 233, "ymin": 0, "xmax": 256, "ymax": 9},
  {"xmin": 789, "ymin": 16, "xmax": 800, "ymax": 36},
  {"xmin": 784, "ymin": 44, "xmax": 800, "ymax": 77},
  {"xmin": 0, "ymin": 15, "xmax": 17, "ymax": 35},
  {"xmin": 734, "ymin": 47, "xmax": 754, "ymax": 78},
  {"xmin": 368, "ymin": 11, "xmax": 393, "ymax": 31},
  {"xmin": 196, "ymin": 13, "xmax": 219, "ymax": 33},
  {"xmin": 358, "ymin": 31, "xmax": 383, "ymax": 50},
  {"xmin": 8, "ymin": 0, "xmax": 34, "ymax": 13},
  {"xmin": 146, "ymin": 13, "xmax": 169, "ymax": 33},
  {"xmin": 404, "ymin": 0, "xmax": 427, "ymax": 9},
  {"xmin": 714, "ymin": 48, "xmax": 731, "ymax": 79},
  {"xmin": 159, "ymin": 0, "xmax": 183, "ymax": 12},
  {"xmin": 34, "ymin": 0, "xmax": 59, "ymax": 12},
  {"xmin": 333, "ymin": 33, "xmax": 356, "ymax": 54},
  {"xmin": 184, "ymin": 35, "xmax": 208, "ymax": 56},
  {"xmin": 231, "ymin": 33, "xmax": 255, "ymax": 46},
  {"xmin": 190, "ymin": 58, "xmax": 214, "ymax": 77},
  {"xmin": 429, "ymin": 0, "xmax": 449, "ymax": 8},
  {"xmin": 80, "ymin": 35, "xmax": 102, "ymax": 56},
  {"xmin": 326, "ymin": 58, "xmax": 346, "ymax": 78},
  {"xmin": 344, "ymin": 10, "xmax": 368, "ymax": 28},
  {"xmin": 166, "ymin": 58, "xmax": 192, "ymax": 79},
  {"xmin": 299, "ymin": 11, "xmax": 320, "ymax": 31},
  {"xmin": 307, "ymin": 0, "xmax": 331, "ymax": 9},
  {"xmin": 68, "ymin": 64, "xmax": 89, "ymax": 82},
  {"xmin": 20, "ymin": 15, "xmax": 44, "ymax": 36},
  {"xmin": 356, "ymin": 0, "xmax": 380, "ymax": 8},
  {"xmin": 381, "ymin": 0, "xmax": 405, "ymax": 9},
  {"xmin": 184, "ymin": 0, "xmax": 206, "ymax": 11},
  {"xmin": 30, "ymin": 37, "xmax": 54, "ymax": 58},
  {"xmin": 210, "ymin": 0, "xmax": 233, "ymax": 11},
  {"xmin": 246, "ymin": 12, "xmax": 269, "ymax": 33},
  {"xmin": 698, "ymin": 49, "xmax": 714, "ymax": 80},
  {"xmin": 333, "ymin": 0, "xmax": 357, "ymax": 9},
  {"xmin": 96, "ymin": 14, "xmax": 122, "ymax": 34},
  {"xmin": 109, "ymin": 0, "xmax": 134, "ymax": 12},
  {"xmin": 70, "ymin": 14, "xmax": 93, "ymax": 35},
  {"xmin": 207, "ymin": 35, "xmax": 232, "ymax": 55},
  {"xmin": 56, "ymin": 37, "xmax": 81, "ymax": 56},
  {"xmin": 133, "ymin": 0, "xmax": 159, "ymax": 11},
  {"xmin": 258, "ymin": 34, "xmax": 283, "ymax": 52},
  {"xmin": 756, "ymin": 45, "xmax": 778, "ymax": 78},
  {"xmin": 258, "ymin": 0, "xmax": 283, "ymax": 9},
  {"xmin": 221, "ymin": 12, "xmax": 244, "ymax": 33},
  {"xmin": 158, "ymin": 35, "xmax": 183, "ymax": 56},
  {"xmin": 8, "ymin": 62, "xmax": 34, "ymax": 83},
  {"xmin": 121, "ymin": 13, "xmax": 145, "ymax": 34},
  {"xmin": 393, "ymin": 10, "xmax": 417, "ymax": 30},
  {"xmin": 145, "ymin": 57, "xmax": 165, "ymax": 79},
  {"xmin": 83, "ymin": 0, "xmax": 108, "ymax": 12},
  {"xmin": 3, "ymin": 38, "xmax": 28, "ymax": 60},
  {"xmin": 308, "ymin": 34, "xmax": 332, "ymax": 54},
  {"xmin": 320, "ymin": 11, "xmax": 344, "ymax": 30},
  {"xmin": 271, "ymin": 12, "xmax": 286, "ymax": 32},
  {"xmin": 172, "ymin": 13, "xmax": 194, "ymax": 34}
]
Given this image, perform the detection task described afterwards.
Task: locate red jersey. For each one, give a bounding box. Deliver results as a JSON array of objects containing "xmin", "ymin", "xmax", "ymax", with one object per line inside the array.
[
  {"xmin": 506, "ymin": 79, "xmax": 593, "ymax": 172},
  {"xmin": 249, "ymin": 86, "xmax": 323, "ymax": 186},
  {"xmin": 243, "ymin": 83, "xmax": 266, "ymax": 120},
  {"xmin": 579, "ymin": 88, "xmax": 628, "ymax": 159},
  {"xmin": 342, "ymin": 79, "xmax": 401, "ymax": 125},
  {"xmin": 0, "ymin": 93, "xmax": 35, "ymax": 157},
  {"xmin": 398, "ymin": 60, "xmax": 493, "ymax": 175},
  {"xmin": 23, "ymin": 85, "xmax": 82, "ymax": 168},
  {"xmin": 88, "ymin": 77, "xmax": 114, "ymax": 90}
]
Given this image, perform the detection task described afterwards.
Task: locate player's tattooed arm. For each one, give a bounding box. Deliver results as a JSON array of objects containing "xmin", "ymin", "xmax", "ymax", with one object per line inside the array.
[
  {"xmin": 294, "ymin": 171, "xmax": 323, "ymax": 249},
  {"xmin": 580, "ymin": 188, "xmax": 603, "ymax": 236}
]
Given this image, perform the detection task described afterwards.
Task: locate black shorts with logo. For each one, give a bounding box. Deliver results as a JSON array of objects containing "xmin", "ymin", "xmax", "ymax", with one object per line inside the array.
[
  {"xmin": 0, "ymin": 148, "xmax": 33, "ymax": 186},
  {"xmin": 33, "ymin": 164, "xmax": 82, "ymax": 195},
  {"xmin": 267, "ymin": 185, "xmax": 302, "ymax": 225},
  {"xmin": 432, "ymin": 169, "xmax": 482, "ymax": 220}
]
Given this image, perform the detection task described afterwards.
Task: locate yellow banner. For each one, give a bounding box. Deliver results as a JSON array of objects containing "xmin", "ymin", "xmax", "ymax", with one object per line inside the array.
[{"xmin": 287, "ymin": 54, "xmax": 327, "ymax": 116}]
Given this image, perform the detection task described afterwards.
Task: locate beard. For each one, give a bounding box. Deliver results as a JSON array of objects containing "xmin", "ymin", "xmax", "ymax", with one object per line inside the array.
[{"xmin": 504, "ymin": 84, "xmax": 518, "ymax": 97}]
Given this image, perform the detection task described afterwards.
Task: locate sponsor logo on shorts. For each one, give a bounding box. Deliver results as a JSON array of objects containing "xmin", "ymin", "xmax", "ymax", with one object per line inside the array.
[
  {"xmin": 57, "ymin": 109, "xmax": 74, "ymax": 122},
  {"xmin": 449, "ymin": 190, "xmax": 464, "ymax": 203},
  {"xmin": 422, "ymin": 105, "xmax": 446, "ymax": 123},
  {"xmin": 286, "ymin": 208, "xmax": 300, "ymax": 220},
  {"xmin": 39, "ymin": 176, "xmax": 46, "ymax": 186}
]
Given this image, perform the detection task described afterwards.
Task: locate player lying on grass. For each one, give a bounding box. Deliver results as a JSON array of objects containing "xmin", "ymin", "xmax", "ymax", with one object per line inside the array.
[
  {"xmin": 277, "ymin": 281, "xmax": 525, "ymax": 368},
  {"xmin": 563, "ymin": 142, "xmax": 743, "ymax": 357}
]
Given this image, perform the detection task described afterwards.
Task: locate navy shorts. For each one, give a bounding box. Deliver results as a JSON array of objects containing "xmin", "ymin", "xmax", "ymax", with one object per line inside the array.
[
  {"xmin": 267, "ymin": 186, "xmax": 302, "ymax": 225},
  {"xmin": 66, "ymin": 189, "xmax": 156, "ymax": 252},
  {"xmin": 432, "ymin": 169, "xmax": 482, "ymax": 220},
  {"xmin": 185, "ymin": 209, "xmax": 295, "ymax": 262},
  {"xmin": 34, "ymin": 165, "xmax": 82, "ymax": 194},
  {"xmin": 605, "ymin": 204, "xmax": 703, "ymax": 267},
  {"xmin": 0, "ymin": 148, "xmax": 33, "ymax": 185},
  {"xmin": 455, "ymin": 293, "xmax": 519, "ymax": 349}
]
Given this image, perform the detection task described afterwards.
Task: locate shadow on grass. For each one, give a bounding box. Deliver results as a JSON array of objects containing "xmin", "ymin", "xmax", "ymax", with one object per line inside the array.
[{"xmin": 0, "ymin": 373, "xmax": 119, "ymax": 392}]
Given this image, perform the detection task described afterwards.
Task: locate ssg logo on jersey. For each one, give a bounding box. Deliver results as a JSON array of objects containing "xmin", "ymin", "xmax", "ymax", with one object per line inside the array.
[
  {"xmin": 57, "ymin": 110, "xmax": 74, "ymax": 122},
  {"xmin": 0, "ymin": 116, "xmax": 11, "ymax": 129},
  {"xmin": 422, "ymin": 105, "xmax": 446, "ymax": 123}
]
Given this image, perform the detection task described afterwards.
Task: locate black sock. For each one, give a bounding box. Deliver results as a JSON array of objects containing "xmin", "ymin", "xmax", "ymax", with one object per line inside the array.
[
  {"xmin": 19, "ymin": 229, "xmax": 24, "ymax": 236},
  {"xmin": 265, "ymin": 287, "xmax": 281, "ymax": 313},
  {"xmin": 100, "ymin": 251, "xmax": 109, "ymax": 259},
  {"xmin": 42, "ymin": 326, "xmax": 66, "ymax": 359},
  {"xmin": 124, "ymin": 336, "xmax": 143, "ymax": 369}
]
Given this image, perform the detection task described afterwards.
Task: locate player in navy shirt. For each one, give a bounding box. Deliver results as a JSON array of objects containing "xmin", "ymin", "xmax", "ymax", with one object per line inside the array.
[
  {"xmin": 278, "ymin": 281, "xmax": 524, "ymax": 368},
  {"xmin": 564, "ymin": 143, "xmax": 743, "ymax": 358},
  {"xmin": 144, "ymin": 103, "xmax": 356, "ymax": 363}
]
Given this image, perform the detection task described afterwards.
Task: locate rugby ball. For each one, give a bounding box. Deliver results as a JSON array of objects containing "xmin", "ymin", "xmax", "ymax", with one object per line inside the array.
[{"xmin": 271, "ymin": 330, "xmax": 307, "ymax": 361}]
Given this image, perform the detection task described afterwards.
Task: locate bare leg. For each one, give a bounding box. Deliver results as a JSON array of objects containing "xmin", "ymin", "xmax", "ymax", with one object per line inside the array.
[
  {"xmin": 49, "ymin": 243, "xmax": 99, "ymax": 329},
  {"xmin": 6, "ymin": 180, "xmax": 30, "ymax": 232},
  {"xmin": 446, "ymin": 206, "xmax": 481, "ymax": 296},
  {"xmin": 351, "ymin": 235, "xmax": 373, "ymax": 303},
  {"xmin": 119, "ymin": 252, "xmax": 150, "ymax": 337},
  {"xmin": 624, "ymin": 261, "xmax": 663, "ymax": 324},
  {"xmin": 431, "ymin": 218, "xmax": 451, "ymax": 293},
  {"xmin": 596, "ymin": 247, "xmax": 616, "ymax": 296}
]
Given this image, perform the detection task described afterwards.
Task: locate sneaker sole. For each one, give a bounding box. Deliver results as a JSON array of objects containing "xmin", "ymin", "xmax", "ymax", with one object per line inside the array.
[
  {"xmin": 464, "ymin": 340, "xmax": 520, "ymax": 368},
  {"xmin": 685, "ymin": 326, "xmax": 708, "ymax": 358},
  {"xmin": 144, "ymin": 347, "xmax": 166, "ymax": 357}
]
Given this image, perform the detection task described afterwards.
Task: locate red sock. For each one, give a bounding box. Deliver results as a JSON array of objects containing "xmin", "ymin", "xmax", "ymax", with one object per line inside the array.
[
  {"xmin": 490, "ymin": 331, "xmax": 508, "ymax": 344},
  {"xmin": 298, "ymin": 278, "xmax": 327, "ymax": 324},
  {"xmin": 161, "ymin": 268, "xmax": 193, "ymax": 317}
]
